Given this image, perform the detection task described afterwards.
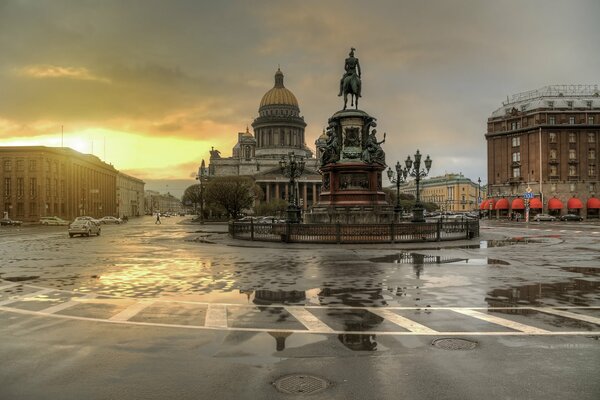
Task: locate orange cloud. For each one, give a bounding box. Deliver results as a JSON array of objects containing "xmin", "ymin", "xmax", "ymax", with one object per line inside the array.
[{"xmin": 16, "ymin": 65, "xmax": 110, "ymax": 83}]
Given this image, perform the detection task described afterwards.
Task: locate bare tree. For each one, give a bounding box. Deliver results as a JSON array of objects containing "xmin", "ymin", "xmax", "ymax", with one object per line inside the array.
[
  {"xmin": 182, "ymin": 184, "xmax": 202, "ymax": 212},
  {"xmin": 205, "ymin": 176, "xmax": 261, "ymax": 219}
]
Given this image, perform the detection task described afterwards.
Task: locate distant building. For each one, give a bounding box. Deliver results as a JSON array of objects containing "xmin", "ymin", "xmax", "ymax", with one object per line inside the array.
[
  {"xmin": 207, "ymin": 68, "xmax": 322, "ymax": 210},
  {"xmin": 486, "ymin": 85, "xmax": 599, "ymax": 218},
  {"xmin": 117, "ymin": 172, "xmax": 145, "ymax": 218},
  {"xmin": 399, "ymin": 173, "xmax": 480, "ymax": 212},
  {"xmin": 0, "ymin": 146, "xmax": 119, "ymax": 221},
  {"xmin": 144, "ymin": 190, "xmax": 182, "ymax": 214}
]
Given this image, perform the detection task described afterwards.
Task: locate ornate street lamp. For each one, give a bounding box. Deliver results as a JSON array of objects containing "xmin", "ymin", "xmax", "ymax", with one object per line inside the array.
[
  {"xmin": 477, "ymin": 177, "xmax": 482, "ymax": 219},
  {"xmin": 404, "ymin": 150, "xmax": 432, "ymax": 223},
  {"xmin": 279, "ymin": 152, "xmax": 305, "ymax": 223},
  {"xmin": 387, "ymin": 161, "xmax": 409, "ymax": 222},
  {"xmin": 196, "ymin": 159, "xmax": 208, "ymax": 224}
]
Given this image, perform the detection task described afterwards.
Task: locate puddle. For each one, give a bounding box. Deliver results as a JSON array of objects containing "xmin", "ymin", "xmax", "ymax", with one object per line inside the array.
[
  {"xmin": 560, "ymin": 267, "xmax": 600, "ymax": 276},
  {"xmin": 4, "ymin": 276, "xmax": 40, "ymax": 282},
  {"xmin": 369, "ymin": 252, "xmax": 509, "ymax": 265}
]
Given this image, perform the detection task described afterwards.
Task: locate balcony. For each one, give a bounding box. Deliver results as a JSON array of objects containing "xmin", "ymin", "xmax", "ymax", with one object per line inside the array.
[
  {"xmin": 508, "ymin": 177, "xmax": 523, "ymax": 183},
  {"xmin": 548, "ymin": 158, "xmax": 559, "ymax": 164},
  {"xmin": 568, "ymin": 158, "xmax": 579, "ymax": 164}
]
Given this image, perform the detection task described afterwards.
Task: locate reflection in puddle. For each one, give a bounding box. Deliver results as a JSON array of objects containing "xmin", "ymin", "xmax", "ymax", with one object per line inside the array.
[
  {"xmin": 486, "ymin": 279, "xmax": 600, "ymax": 307},
  {"xmin": 369, "ymin": 252, "xmax": 509, "ymax": 266},
  {"xmin": 338, "ymin": 334, "xmax": 378, "ymax": 351},
  {"xmin": 560, "ymin": 267, "xmax": 600, "ymax": 276}
]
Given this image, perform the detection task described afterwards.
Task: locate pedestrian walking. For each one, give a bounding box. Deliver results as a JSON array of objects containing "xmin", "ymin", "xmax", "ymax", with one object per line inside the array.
[{"xmin": 155, "ymin": 213, "xmax": 161, "ymax": 224}]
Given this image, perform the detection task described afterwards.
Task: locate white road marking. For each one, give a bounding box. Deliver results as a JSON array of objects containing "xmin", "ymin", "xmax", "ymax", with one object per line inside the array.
[
  {"xmin": 286, "ymin": 307, "xmax": 334, "ymax": 332},
  {"xmin": 371, "ymin": 309, "xmax": 437, "ymax": 333},
  {"xmin": 0, "ymin": 283, "xmax": 18, "ymax": 291},
  {"xmin": 533, "ymin": 308, "xmax": 600, "ymax": 326},
  {"xmin": 109, "ymin": 300, "xmax": 154, "ymax": 322},
  {"xmin": 450, "ymin": 308, "xmax": 549, "ymax": 334},
  {"xmin": 0, "ymin": 288, "xmax": 53, "ymax": 306},
  {"xmin": 39, "ymin": 294, "xmax": 98, "ymax": 314},
  {"xmin": 205, "ymin": 304, "xmax": 228, "ymax": 328},
  {"xmin": 573, "ymin": 231, "xmax": 582, "ymax": 233}
]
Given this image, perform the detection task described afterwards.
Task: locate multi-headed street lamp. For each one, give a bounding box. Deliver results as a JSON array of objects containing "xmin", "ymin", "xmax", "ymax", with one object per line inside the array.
[
  {"xmin": 196, "ymin": 159, "xmax": 208, "ymax": 224},
  {"xmin": 404, "ymin": 150, "xmax": 432, "ymax": 223},
  {"xmin": 279, "ymin": 152, "xmax": 305, "ymax": 223},
  {"xmin": 387, "ymin": 161, "xmax": 409, "ymax": 222}
]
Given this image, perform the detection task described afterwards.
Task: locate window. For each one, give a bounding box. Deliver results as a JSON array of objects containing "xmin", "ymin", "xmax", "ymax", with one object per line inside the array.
[
  {"xmin": 570, "ymin": 183, "xmax": 576, "ymax": 192},
  {"xmin": 45, "ymin": 178, "xmax": 50, "ymax": 197},
  {"xmin": 550, "ymin": 165, "xmax": 558, "ymax": 176},
  {"xmin": 549, "ymin": 116, "xmax": 556, "ymax": 124},
  {"xmin": 16, "ymin": 203, "xmax": 24, "ymax": 216},
  {"xmin": 29, "ymin": 202, "xmax": 37, "ymax": 216},
  {"xmin": 590, "ymin": 149, "xmax": 596, "ymax": 160},
  {"xmin": 549, "ymin": 132, "xmax": 557, "ymax": 143},
  {"xmin": 29, "ymin": 160, "xmax": 37, "ymax": 171},
  {"xmin": 29, "ymin": 178, "xmax": 37, "ymax": 197},
  {"xmin": 512, "ymin": 167, "xmax": 520, "ymax": 178},
  {"xmin": 16, "ymin": 159, "xmax": 24, "ymax": 171},
  {"xmin": 569, "ymin": 133, "xmax": 576, "ymax": 143},
  {"xmin": 3, "ymin": 160, "xmax": 11, "ymax": 171},
  {"xmin": 550, "ymin": 183, "xmax": 557, "ymax": 192},
  {"xmin": 45, "ymin": 160, "xmax": 50, "ymax": 172},
  {"xmin": 3, "ymin": 178, "xmax": 10, "ymax": 196},
  {"xmin": 16, "ymin": 178, "xmax": 24, "ymax": 197},
  {"xmin": 510, "ymin": 121, "xmax": 520, "ymax": 130},
  {"xmin": 547, "ymin": 101, "xmax": 554, "ymax": 108},
  {"xmin": 587, "ymin": 101, "xmax": 593, "ymax": 109},
  {"xmin": 591, "ymin": 183, "xmax": 597, "ymax": 193},
  {"xmin": 567, "ymin": 101, "xmax": 573, "ymax": 108},
  {"xmin": 589, "ymin": 164, "xmax": 596, "ymax": 178},
  {"xmin": 589, "ymin": 116, "xmax": 595, "ymax": 125},
  {"xmin": 512, "ymin": 137, "xmax": 520, "ymax": 147},
  {"xmin": 569, "ymin": 149, "xmax": 576, "ymax": 160},
  {"xmin": 569, "ymin": 116, "xmax": 575, "ymax": 125},
  {"xmin": 549, "ymin": 149, "xmax": 557, "ymax": 160},
  {"xmin": 569, "ymin": 165, "xmax": 577, "ymax": 176},
  {"xmin": 512, "ymin": 152, "xmax": 521, "ymax": 162},
  {"xmin": 589, "ymin": 133, "xmax": 597, "ymax": 143}
]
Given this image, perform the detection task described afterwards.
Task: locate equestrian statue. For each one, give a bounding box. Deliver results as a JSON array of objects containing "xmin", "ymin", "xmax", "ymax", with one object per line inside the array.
[{"xmin": 338, "ymin": 47, "xmax": 362, "ymax": 110}]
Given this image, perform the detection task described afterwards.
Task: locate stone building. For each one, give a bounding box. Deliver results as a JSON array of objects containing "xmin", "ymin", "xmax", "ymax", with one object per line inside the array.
[
  {"xmin": 486, "ymin": 85, "xmax": 600, "ymax": 218},
  {"xmin": 144, "ymin": 190, "xmax": 182, "ymax": 215},
  {"xmin": 208, "ymin": 69, "xmax": 322, "ymax": 210},
  {"xmin": 398, "ymin": 173, "xmax": 481, "ymax": 212},
  {"xmin": 0, "ymin": 146, "xmax": 118, "ymax": 221},
  {"xmin": 117, "ymin": 172, "xmax": 145, "ymax": 218}
]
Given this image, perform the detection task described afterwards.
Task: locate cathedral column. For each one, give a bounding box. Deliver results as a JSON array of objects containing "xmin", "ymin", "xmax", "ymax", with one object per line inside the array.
[
  {"xmin": 312, "ymin": 184, "xmax": 317, "ymax": 206},
  {"xmin": 265, "ymin": 183, "xmax": 270, "ymax": 203},
  {"xmin": 275, "ymin": 183, "xmax": 280, "ymax": 200},
  {"xmin": 284, "ymin": 183, "xmax": 289, "ymax": 201},
  {"xmin": 302, "ymin": 182, "xmax": 308, "ymax": 209}
]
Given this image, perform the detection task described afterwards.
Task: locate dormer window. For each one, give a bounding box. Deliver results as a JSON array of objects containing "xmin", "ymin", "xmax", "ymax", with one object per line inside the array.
[{"xmin": 547, "ymin": 101, "xmax": 554, "ymax": 108}]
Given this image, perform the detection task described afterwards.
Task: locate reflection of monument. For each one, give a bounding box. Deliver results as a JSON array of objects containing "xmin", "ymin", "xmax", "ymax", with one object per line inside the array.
[
  {"xmin": 307, "ymin": 48, "xmax": 393, "ymax": 224},
  {"xmin": 253, "ymin": 289, "xmax": 306, "ymax": 305}
]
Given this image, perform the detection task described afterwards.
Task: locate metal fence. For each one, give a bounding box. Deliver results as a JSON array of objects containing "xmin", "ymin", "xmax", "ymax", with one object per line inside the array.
[{"xmin": 229, "ymin": 220, "xmax": 480, "ymax": 244}]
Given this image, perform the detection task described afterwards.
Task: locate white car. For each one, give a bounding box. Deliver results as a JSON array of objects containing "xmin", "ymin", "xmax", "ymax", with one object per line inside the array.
[
  {"xmin": 74, "ymin": 216, "xmax": 101, "ymax": 224},
  {"xmin": 39, "ymin": 216, "xmax": 70, "ymax": 226},
  {"xmin": 68, "ymin": 220, "xmax": 101, "ymax": 237},
  {"xmin": 99, "ymin": 216, "xmax": 122, "ymax": 224}
]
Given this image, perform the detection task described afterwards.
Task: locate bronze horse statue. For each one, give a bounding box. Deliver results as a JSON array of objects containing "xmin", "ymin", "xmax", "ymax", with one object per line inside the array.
[{"xmin": 342, "ymin": 73, "xmax": 361, "ymax": 110}]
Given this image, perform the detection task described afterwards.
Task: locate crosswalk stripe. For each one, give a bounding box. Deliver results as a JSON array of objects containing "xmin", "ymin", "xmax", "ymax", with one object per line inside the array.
[
  {"xmin": 39, "ymin": 294, "xmax": 98, "ymax": 314},
  {"xmin": 533, "ymin": 308, "xmax": 600, "ymax": 326},
  {"xmin": 371, "ymin": 309, "xmax": 437, "ymax": 333},
  {"xmin": 0, "ymin": 288, "xmax": 53, "ymax": 306},
  {"xmin": 286, "ymin": 307, "xmax": 334, "ymax": 332},
  {"xmin": 205, "ymin": 304, "xmax": 228, "ymax": 328},
  {"xmin": 450, "ymin": 308, "xmax": 549, "ymax": 334},
  {"xmin": 0, "ymin": 283, "xmax": 18, "ymax": 291},
  {"xmin": 109, "ymin": 300, "xmax": 154, "ymax": 322}
]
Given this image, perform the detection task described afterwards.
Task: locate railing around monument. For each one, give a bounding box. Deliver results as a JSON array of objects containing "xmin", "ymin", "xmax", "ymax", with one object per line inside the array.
[{"xmin": 229, "ymin": 220, "xmax": 479, "ymax": 244}]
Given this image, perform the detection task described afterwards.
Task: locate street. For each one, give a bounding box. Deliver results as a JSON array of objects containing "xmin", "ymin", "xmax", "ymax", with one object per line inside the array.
[{"xmin": 1, "ymin": 217, "xmax": 599, "ymax": 399}]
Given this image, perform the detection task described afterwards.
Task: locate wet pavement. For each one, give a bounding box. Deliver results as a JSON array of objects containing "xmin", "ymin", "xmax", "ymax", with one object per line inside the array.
[{"xmin": 0, "ymin": 216, "xmax": 599, "ymax": 399}]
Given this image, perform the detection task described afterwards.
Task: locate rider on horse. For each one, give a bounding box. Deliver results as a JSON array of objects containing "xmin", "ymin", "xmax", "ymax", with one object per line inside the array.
[{"xmin": 338, "ymin": 48, "xmax": 362, "ymax": 97}]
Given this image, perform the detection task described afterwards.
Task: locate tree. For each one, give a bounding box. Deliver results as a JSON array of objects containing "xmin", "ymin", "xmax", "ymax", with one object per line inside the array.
[
  {"xmin": 204, "ymin": 176, "xmax": 261, "ymax": 219},
  {"xmin": 182, "ymin": 184, "xmax": 203, "ymax": 212},
  {"xmin": 254, "ymin": 199, "xmax": 287, "ymax": 217}
]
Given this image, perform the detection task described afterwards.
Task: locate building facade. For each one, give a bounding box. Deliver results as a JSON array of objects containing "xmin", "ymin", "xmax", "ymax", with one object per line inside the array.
[
  {"xmin": 117, "ymin": 172, "xmax": 145, "ymax": 218},
  {"xmin": 0, "ymin": 146, "xmax": 118, "ymax": 221},
  {"xmin": 144, "ymin": 190, "xmax": 183, "ymax": 215},
  {"xmin": 398, "ymin": 173, "xmax": 481, "ymax": 212},
  {"xmin": 486, "ymin": 85, "xmax": 599, "ymax": 218},
  {"xmin": 208, "ymin": 69, "xmax": 322, "ymax": 210}
]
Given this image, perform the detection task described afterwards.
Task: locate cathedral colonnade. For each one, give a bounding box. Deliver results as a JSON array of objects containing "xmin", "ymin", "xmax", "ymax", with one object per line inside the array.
[{"xmin": 258, "ymin": 181, "xmax": 320, "ymax": 209}]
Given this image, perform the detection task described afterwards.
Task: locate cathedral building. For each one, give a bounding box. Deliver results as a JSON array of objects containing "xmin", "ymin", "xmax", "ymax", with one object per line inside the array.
[{"xmin": 208, "ymin": 69, "xmax": 322, "ymax": 209}]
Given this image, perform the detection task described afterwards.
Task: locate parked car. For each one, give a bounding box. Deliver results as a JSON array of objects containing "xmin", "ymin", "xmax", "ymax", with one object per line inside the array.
[
  {"xmin": 39, "ymin": 216, "xmax": 70, "ymax": 226},
  {"xmin": 68, "ymin": 220, "xmax": 101, "ymax": 237},
  {"xmin": 560, "ymin": 214, "xmax": 583, "ymax": 222},
  {"xmin": 0, "ymin": 217, "xmax": 22, "ymax": 226},
  {"xmin": 99, "ymin": 216, "xmax": 122, "ymax": 224},
  {"xmin": 533, "ymin": 213, "xmax": 557, "ymax": 222},
  {"xmin": 73, "ymin": 216, "xmax": 101, "ymax": 224}
]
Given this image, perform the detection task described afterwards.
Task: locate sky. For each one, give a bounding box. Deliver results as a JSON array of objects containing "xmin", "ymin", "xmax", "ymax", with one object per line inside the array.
[{"xmin": 1, "ymin": 0, "xmax": 599, "ymax": 195}]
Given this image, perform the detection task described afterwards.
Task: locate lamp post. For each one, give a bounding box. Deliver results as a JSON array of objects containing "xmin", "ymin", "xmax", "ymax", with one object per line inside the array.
[
  {"xmin": 279, "ymin": 152, "xmax": 305, "ymax": 223},
  {"xmin": 196, "ymin": 159, "xmax": 208, "ymax": 224},
  {"xmin": 387, "ymin": 161, "xmax": 408, "ymax": 222},
  {"xmin": 477, "ymin": 177, "xmax": 482, "ymax": 219},
  {"xmin": 404, "ymin": 150, "xmax": 432, "ymax": 223}
]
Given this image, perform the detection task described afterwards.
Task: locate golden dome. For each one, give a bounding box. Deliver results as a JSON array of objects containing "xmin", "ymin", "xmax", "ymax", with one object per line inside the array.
[
  {"xmin": 259, "ymin": 68, "xmax": 299, "ymax": 108},
  {"xmin": 242, "ymin": 126, "xmax": 253, "ymax": 137}
]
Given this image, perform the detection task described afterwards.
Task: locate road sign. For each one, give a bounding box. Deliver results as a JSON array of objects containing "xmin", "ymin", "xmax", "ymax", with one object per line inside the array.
[{"xmin": 523, "ymin": 192, "xmax": 534, "ymax": 199}]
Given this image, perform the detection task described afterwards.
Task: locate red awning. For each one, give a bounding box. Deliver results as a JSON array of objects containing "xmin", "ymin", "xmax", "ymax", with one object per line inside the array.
[
  {"xmin": 480, "ymin": 200, "xmax": 489, "ymax": 210},
  {"xmin": 529, "ymin": 197, "xmax": 543, "ymax": 209},
  {"xmin": 567, "ymin": 197, "xmax": 583, "ymax": 209},
  {"xmin": 587, "ymin": 197, "xmax": 600, "ymax": 209},
  {"xmin": 511, "ymin": 198, "xmax": 525, "ymax": 210},
  {"xmin": 548, "ymin": 197, "xmax": 563, "ymax": 210},
  {"xmin": 495, "ymin": 198, "xmax": 509, "ymax": 210}
]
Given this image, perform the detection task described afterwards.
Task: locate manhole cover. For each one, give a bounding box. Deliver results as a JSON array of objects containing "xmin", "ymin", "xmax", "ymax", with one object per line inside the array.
[
  {"xmin": 432, "ymin": 338, "xmax": 478, "ymax": 350},
  {"xmin": 273, "ymin": 374, "xmax": 330, "ymax": 395}
]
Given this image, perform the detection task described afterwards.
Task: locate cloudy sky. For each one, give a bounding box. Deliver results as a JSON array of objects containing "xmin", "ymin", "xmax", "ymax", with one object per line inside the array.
[{"xmin": 1, "ymin": 0, "xmax": 599, "ymax": 190}]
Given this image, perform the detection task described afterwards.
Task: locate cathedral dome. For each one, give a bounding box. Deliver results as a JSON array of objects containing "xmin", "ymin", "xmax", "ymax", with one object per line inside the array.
[{"xmin": 259, "ymin": 68, "xmax": 299, "ymax": 108}]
